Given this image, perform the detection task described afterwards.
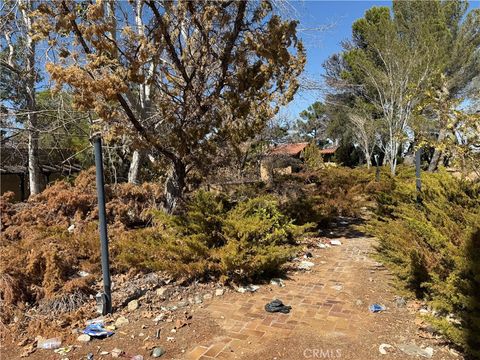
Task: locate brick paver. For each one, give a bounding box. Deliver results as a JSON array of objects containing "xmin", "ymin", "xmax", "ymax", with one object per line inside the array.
[{"xmin": 184, "ymin": 235, "xmax": 373, "ymax": 359}]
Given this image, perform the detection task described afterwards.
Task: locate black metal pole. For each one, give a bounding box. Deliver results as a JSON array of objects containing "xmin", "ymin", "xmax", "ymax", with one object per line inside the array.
[
  {"xmin": 415, "ymin": 147, "xmax": 422, "ymax": 202},
  {"xmin": 92, "ymin": 135, "xmax": 112, "ymax": 314}
]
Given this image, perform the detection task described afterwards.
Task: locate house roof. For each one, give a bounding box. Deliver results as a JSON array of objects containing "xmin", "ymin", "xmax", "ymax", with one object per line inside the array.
[
  {"xmin": 0, "ymin": 146, "xmax": 82, "ymax": 174},
  {"xmin": 268, "ymin": 143, "xmax": 339, "ymax": 157},
  {"xmin": 269, "ymin": 142, "xmax": 309, "ymax": 156},
  {"xmin": 319, "ymin": 146, "xmax": 338, "ymax": 155}
]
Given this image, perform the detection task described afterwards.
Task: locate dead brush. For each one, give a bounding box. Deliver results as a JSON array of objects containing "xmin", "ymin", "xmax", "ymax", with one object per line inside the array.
[
  {"xmin": 36, "ymin": 291, "xmax": 89, "ymax": 316},
  {"xmin": 0, "ymin": 168, "xmax": 164, "ymax": 323},
  {"xmin": 0, "ymin": 274, "xmax": 18, "ymax": 306},
  {"xmin": 0, "ymin": 273, "xmax": 26, "ymax": 324}
]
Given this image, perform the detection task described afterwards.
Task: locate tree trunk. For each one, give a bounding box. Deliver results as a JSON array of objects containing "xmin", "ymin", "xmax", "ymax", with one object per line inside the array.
[
  {"xmin": 163, "ymin": 158, "xmax": 186, "ymax": 214},
  {"xmin": 365, "ymin": 154, "xmax": 372, "ymax": 169},
  {"xmin": 21, "ymin": 0, "xmax": 42, "ymax": 196},
  {"xmin": 386, "ymin": 142, "xmax": 398, "ymax": 176},
  {"xmin": 390, "ymin": 157, "xmax": 397, "ymax": 176},
  {"xmin": 363, "ymin": 139, "xmax": 372, "ymax": 169},
  {"xmin": 27, "ymin": 123, "xmax": 41, "ymax": 195},
  {"xmin": 387, "ymin": 139, "xmax": 398, "ymax": 176},
  {"xmin": 128, "ymin": 150, "xmax": 142, "ymax": 184},
  {"xmin": 428, "ymin": 128, "xmax": 447, "ymax": 172}
]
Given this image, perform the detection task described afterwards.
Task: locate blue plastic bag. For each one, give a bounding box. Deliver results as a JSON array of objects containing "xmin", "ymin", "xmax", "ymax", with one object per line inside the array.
[
  {"xmin": 369, "ymin": 304, "xmax": 386, "ymax": 313},
  {"xmin": 83, "ymin": 323, "xmax": 114, "ymax": 338}
]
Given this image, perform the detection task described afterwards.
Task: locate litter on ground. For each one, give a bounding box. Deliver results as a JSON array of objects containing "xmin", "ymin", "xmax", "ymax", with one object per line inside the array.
[
  {"xmin": 237, "ymin": 284, "xmax": 260, "ymax": 293},
  {"xmin": 37, "ymin": 337, "xmax": 62, "ymax": 350},
  {"xmin": 53, "ymin": 346, "xmax": 73, "ymax": 355},
  {"xmin": 265, "ymin": 299, "xmax": 292, "ymax": 314},
  {"xmin": 398, "ymin": 344, "xmax": 434, "ymax": 358},
  {"xmin": 83, "ymin": 323, "xmax": 114, "ymax": 338},
  {"xmin": 378, "ymin": 343, "xmax": 394, "ymax": 355},
  {"xmin": 270, "ymin": 278, "xmax": 285, "ymax": 287},
  {"xmin": 298, "ymin": 261, "xmax": 315, "ymax": 270},
  {"xmin": 369, "ymin": 304, "xmax": 386, "ymax": 313}
]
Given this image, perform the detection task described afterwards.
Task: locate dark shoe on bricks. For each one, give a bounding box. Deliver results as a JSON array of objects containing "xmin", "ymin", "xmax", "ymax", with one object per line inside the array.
[{"xmin": 265, "ymin": 299, "xmax": 292, "ymax": 314}]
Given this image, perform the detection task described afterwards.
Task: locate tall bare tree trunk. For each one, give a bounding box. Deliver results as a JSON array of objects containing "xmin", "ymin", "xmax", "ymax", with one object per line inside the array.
[
  {"xmin": 128, "ymin": 150, "xmax": 142, "ymax": 184},
  {"xmin": 127, "ymin": 0, "xmax": 153, "ymax": 185},
  {"xmin": 365, "ymin": 154, "xmax": 372, "ymax": 169},
  {"xmin": 20, "ymin": 0, "xmax": 42, "ymax": 195},
  {"xmin": 164, "ymin": 158, "xmax": 186, "ymax": 214},
  {"xmin": 387, "ymin": 135, "xmax": 399, "ymax": 176},
  {"xmin": 428, "ymin": 128, "xmax": 447, "ymax": 172}
]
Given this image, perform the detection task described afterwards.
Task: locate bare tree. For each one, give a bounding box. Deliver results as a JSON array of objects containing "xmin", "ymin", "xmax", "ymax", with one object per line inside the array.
[
  {"xmin": 348, "ymin": 112, "xmax": 376, "ymax": 168},
  {"xmin": 1, "ymin": 0, "xmax": 42, "ymax": 195},
  {"xmin": 44, "ymin": 0, "xmax": 305, "ymax": 212}
]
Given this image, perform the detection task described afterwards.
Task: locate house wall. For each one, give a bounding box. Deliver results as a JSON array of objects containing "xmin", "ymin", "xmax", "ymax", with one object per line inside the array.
[
  {"xmin": 1, "ymin": 172, "xmax": 64, "ymax": 201},
  {"xmin": 260, "ymin": 160, "xmax": 273, "ymax": 182},
  {"xmin": 1, "ymin": 174, "xmax": 26, "ymax": 201}
]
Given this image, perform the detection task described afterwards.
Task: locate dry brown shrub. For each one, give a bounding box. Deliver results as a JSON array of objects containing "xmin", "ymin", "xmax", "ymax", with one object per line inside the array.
[
  {"xmin": 0, "ymin": 192, "xmax": 16, "ymax": 234},
  {"xmin": 2, "ymin": 168, "xmax": 163, "ymax": 240},
  {"xmin": 0, "ymin": 274, "xmax": 20, "ymax": 307},
  {"xmin": 0, "ymin": 273, "xmax": 27, "ymax": 325},
  {"xmin": 0, "ymin": 169, "xmax": 163, "ymax": 323},
  {"xmin": 37, "ymin": 291, "xmax": 89, "ymax": 315}
]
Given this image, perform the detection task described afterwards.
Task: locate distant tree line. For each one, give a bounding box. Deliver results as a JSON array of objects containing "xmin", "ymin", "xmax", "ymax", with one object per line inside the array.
[
  {"xmin": 318, "ymin": 0, "xmax": 479, "ymax": 175},
  {"xmin": 1, "ymin": 0, "xmax": 305, "ymax": 212},
  {"xmin": 1, "ymin": 0, "xmax": 479, "ymax": 210},
  {"xmin": 281, "ymin": 1, "xmax": 479, "ymax": 174}
]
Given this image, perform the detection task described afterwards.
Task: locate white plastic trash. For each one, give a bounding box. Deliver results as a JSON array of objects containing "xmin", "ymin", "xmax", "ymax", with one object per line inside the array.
[{"xmin": 37, "ymin": 337, "xmax": 62, "ymax": 349}]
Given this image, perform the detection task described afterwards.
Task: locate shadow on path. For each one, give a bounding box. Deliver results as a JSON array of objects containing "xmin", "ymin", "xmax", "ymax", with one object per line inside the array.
[{"xmin": 323, "ymin": 216, "xmax": 369, "ymax": 239}]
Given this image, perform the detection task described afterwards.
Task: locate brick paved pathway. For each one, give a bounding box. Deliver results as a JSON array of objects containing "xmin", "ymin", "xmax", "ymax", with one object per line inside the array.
[
  {"xmin": 184, "ymin": 235, "xmax": 374, "ymax": 360},
  {"xmin": 182, "ymin": 230, "xmax": 459, "ymax": 360}
]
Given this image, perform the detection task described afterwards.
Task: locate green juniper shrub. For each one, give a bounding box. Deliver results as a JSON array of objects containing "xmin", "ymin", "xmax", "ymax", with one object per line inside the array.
[
  {"xmin": 281, "ymin": 193, "xmax": 325, "ymax": 226},
  {"xmin": 303, "ymin": 142, "xmax": 324, "ymax": 171},
  {"xmin": 116, "ymin": 192, "xmax": 312, "ymax": 283},
  {"xmin": 367, "ymin": 168, "xmax": 480, "ymax": 356},
  {"xmin": 460, "ymin": 229, "xmax": 480, "ymax": 357},
  {"xmin": 218, "ymin": 196, "xmax": 313, "ymax": 282},
  {"xmin": 408, "ymin": 249, "xmax": 430, "ymax": 298},
  {"xmin": 116, "ymin": 191, "xmax": 227, "ymax": 277}
]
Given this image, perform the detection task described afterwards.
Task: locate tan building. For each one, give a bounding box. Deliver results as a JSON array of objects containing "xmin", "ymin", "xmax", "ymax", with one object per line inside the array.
[{"xmin": 260, "ymin": 142, "xmax": 338, "ymax": 181}]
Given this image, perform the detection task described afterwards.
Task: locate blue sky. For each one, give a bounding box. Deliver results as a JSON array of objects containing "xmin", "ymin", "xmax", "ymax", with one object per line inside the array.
[{"xmin": 284, "ymin": 0, "xmax": 480, "ymax": 118}]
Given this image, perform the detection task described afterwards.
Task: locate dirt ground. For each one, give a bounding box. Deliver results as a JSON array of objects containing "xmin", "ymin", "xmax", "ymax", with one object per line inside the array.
[{"xmin": 0, "ymin": 219, "xmax": 462, "ymax": 360}]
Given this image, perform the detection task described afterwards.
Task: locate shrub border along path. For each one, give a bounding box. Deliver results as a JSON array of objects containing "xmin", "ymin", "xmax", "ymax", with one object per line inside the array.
[
  {"xmin": 1, "ymin": 220, "xmax": 461, "ymax": 359},
  {"xmin": 184, "ymin": 227, "xmax": 459, "ymax": 360}
]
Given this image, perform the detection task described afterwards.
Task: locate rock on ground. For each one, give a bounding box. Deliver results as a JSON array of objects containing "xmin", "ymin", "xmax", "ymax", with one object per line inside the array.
[{"xmin": 128, "ymin": 299, "xmax": 139, "ymax": 311}]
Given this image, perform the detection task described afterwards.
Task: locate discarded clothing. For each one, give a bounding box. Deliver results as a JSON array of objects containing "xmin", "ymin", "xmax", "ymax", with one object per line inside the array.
[
  {"xmin": 265, "ymin": 299, "xmax": 292, "ymax": 314},
  {"xmin": 83, "ymin": 323, "xmax": 114, "ymax": 338}
]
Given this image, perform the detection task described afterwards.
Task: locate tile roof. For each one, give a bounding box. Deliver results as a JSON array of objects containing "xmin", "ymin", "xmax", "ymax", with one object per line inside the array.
[
  {"xmin": 269, "ymin": 142, "xmax": 309, "ymax": 156},
  {"xmin": 319, "ymin": 146, "xmax": 338, "ymax": 155}
]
